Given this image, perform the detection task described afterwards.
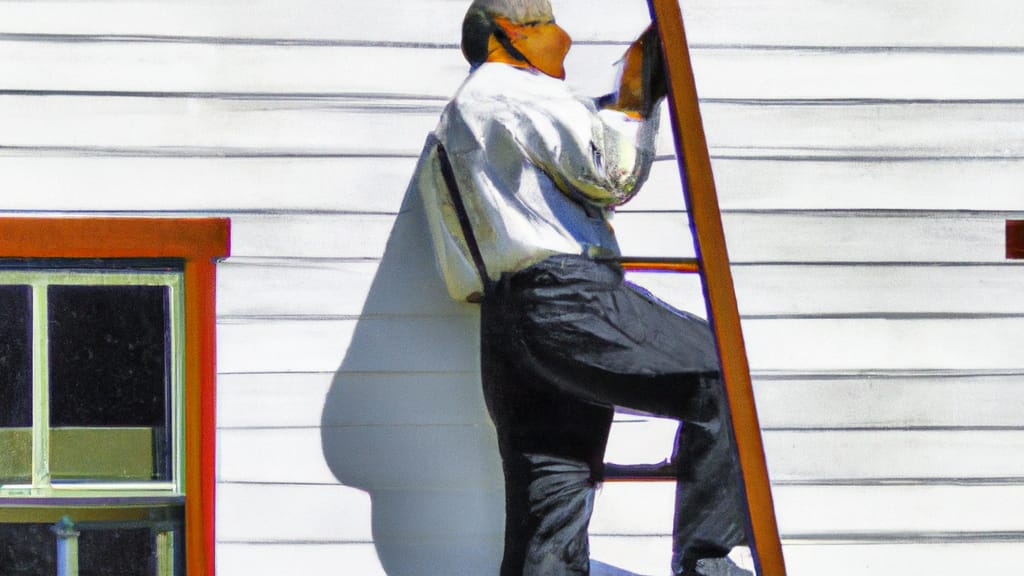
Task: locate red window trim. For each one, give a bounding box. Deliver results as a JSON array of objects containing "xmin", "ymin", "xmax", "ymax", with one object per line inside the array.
[
  {"xmin": 0, "ymin": 217, "xmax": 231, "ymax": 576},
  {"xmin": 1008, "ymin": 220, "xmax": 1024, "ymax": 260}
]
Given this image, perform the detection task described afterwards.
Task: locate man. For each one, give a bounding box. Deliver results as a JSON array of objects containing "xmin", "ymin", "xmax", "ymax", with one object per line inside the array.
[{"xmin": 413, "ymin": 1, "xmax": 752, "ymax": 574}]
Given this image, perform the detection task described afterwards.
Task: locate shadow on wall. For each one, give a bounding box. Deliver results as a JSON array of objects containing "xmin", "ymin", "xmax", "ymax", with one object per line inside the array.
[{"xmin": 319, "ymin": 173, "xmax": 506, "ymax": 575}]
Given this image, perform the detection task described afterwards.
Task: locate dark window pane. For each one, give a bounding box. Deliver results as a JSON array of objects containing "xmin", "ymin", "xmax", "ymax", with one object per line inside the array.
[
  {"xmin": 48, "ymin": 285, "xmax": 171, "ymax": 482},
  {"xmin": 0, "ymin": 523, "xmax": 56, "ymax": 576},
  {"xmin": 0, "ymin": 285, "xmax": 32, "ymax": 428},
  {"xmin": 0, "ymin": 285, "xmax": 32, "ymax": 484},
  {"xmin": 0, "ymin": 523, "xmax": 178, "ymax": 576},
  {"xmin": 80, "ymin": 527, "xmax": 155, "ymax": 576},
  {"xmin": 48, "ymin": 285, "xmax": 169, "ymax": 428}
]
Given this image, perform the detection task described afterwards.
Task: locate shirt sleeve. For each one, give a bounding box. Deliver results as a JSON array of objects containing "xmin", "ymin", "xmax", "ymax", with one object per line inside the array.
[
  {"xmin": 513, "ymin": 94, "xmax": 660, "ymax": 208},
  {"xmin": 415, "ymin": 136, "xmax": 486, "ymax": 302}
]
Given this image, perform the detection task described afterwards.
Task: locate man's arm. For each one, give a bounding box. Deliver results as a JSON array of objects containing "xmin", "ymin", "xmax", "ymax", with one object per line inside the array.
[{"xmin": 525, "ymin": 24, "xmax": 664, "ymax": 208}]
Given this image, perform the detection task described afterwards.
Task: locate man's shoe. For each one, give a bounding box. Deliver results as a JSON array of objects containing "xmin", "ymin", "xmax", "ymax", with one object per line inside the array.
[{"xmin": 685, "ymin": 556, "xmax": 753, "ymax": 576}]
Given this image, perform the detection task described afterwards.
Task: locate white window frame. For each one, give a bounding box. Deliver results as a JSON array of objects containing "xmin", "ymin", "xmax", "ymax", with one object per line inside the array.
[{"xmin": 0, "ymin": 269, "xmax": 185, "ymax": 499}]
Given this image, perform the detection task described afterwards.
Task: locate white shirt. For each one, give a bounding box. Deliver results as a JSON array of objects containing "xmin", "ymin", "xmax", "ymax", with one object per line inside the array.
[{"xmin": 415, "ymin": 62, "xmax": 659, "ymax": 301}]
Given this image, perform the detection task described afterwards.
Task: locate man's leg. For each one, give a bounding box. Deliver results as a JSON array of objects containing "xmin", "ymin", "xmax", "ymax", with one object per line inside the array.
[
  {"xmin": 670, "ymin": 377, "xmax": 748, "ymax": 574},
  {"xmin": 498, "ymin": 256, "xmax": 750, "ymax": 571},
  {"xmin": 482, "ymin": 292, "xmax": 614, "ymax": 576}
]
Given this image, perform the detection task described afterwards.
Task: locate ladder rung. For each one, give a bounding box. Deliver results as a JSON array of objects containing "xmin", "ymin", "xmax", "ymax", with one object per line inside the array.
[
  {"xmin": 603, "ymin": 461, "xmax": 676, "ymax": 482},
  {"xmin": 600, "ymin": 257, "xmax": 701, "ymax": 273}
]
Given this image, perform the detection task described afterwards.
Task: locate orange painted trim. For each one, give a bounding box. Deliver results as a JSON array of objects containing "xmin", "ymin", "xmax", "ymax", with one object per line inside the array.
[
  {"xmin": 1008, "ymin": 221, "xmax": 1024, "ymax": 259},
  {"xmin": 0, "ymin": 217, "xmax": 229, "ymax": 260},
  {"xmin": 620, "ymin": 259, "xmax": 700, "ymax": 273},
  {"xmin": 185, "ymin": 259, "xmax": 220, "ymax": 576},
  {"xmin": 647, "ymin": 2, "xmax": 787, "ymax": 575},
  {"xmin": 0, "ymin": 217, "xmax": 229, "ymax": 576}
]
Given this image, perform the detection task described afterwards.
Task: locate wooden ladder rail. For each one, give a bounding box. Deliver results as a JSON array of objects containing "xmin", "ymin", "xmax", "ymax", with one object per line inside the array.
[
  {"xmin": 613, "ymin": 1, "xmax": 788, "ymax": 575},
  {"xmin": 1007, "ymin": 220, "xmax": 1024, "ymax": 259}
]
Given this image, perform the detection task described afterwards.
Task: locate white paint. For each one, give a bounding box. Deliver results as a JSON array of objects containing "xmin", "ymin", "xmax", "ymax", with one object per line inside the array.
[
  {"xmin": 781, "ymin": 543, "xmax": 1024, "ymax": 576},
  {"xmin": 215, "ymin": 261, "xmax": 1024, "ymax": 321},
  {"xmin": 5, "ymin": 97, "xmax": 1024, "ymax": 160},
  {"xmin": 6, "ymin": 41, "xmax": 1024, "ymax": 100},
  {"xmin": 216, "ymin": 371, "xmax": 1024, "ymax": 431},
  {"xmin": 4, "ymin": 0, "xmax": 1024, "ymax": 573},
  {"xmin": 217, "ymin": 316, "xmax": 1024, "ymax": 374},
  {"xmin": 217, "ymin": 483, "xmax": 375, "ymax": 542},
  {"xmin": 220, "ymin": 212, "xmax": 1012, "ymax": 263},
  {"xmin": 216, "ymin": 372, "xmax": 488, "ymax": 429},
  {"xmin": 752, "ymin": 375, "xmax": 1024, "ymax": 429},
  {"xmin": 216, "ymin": 426, "xmax": 1024, "ymax": 486},
  {"xmin": 214, "ymin": 482, "xmax": 1024, "ymax": 542},
  {"xmin": 218, "ymin": 543, "xmax": 387, "ymax": 576},
  {"xmin": 8, "ymin": 156, "xmax": 1024, "ymax": 213},
  {"xmin": 1, "ymin": 0, "xmax": 1022, "ymax": 47}
]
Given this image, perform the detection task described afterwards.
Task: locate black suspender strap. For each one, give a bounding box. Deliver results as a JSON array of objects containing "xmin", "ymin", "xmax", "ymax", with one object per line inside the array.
[{"xmin": 435, "ymin": 140, "xmax": 492, "ymax": 298}]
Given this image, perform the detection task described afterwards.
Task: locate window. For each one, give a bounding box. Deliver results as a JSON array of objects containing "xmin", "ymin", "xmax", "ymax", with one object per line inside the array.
[{"xmin": 0, "ymin": 218, "xmax": 229, "ymax": 576}]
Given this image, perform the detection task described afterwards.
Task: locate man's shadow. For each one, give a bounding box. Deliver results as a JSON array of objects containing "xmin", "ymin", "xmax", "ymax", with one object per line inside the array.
[
  {"xmin": 320, "ymin": 173, "xmax": 506, "ymax": 574},
  {"xmin": 320, "ymin": 158, "xmax": 648, "ymax": 575}
]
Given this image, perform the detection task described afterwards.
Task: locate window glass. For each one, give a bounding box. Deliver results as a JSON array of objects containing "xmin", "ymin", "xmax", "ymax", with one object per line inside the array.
[
  {"xmin": 80, "ymin": 527, "xmax": 155, "ymax": 576},
  {"xmin": 0, "ymin": 523, "xmax": 56, "ymax": 576},
  {"xmin": 0, "ymin": 523, "xmax": 174, "ymax": 576},
  {"xmin": 48, "ymin": 285, "xmax": 171, "ymax": 482},
  {"xmin": 0, "ymin": 218, "xmax": 227, "ymax": 576},
  {"xmin": 0, "ymin": 285, "xmax": 32, "ymax": 484}
]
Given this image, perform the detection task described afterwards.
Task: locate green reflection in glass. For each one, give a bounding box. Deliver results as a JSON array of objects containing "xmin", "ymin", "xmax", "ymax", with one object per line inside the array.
[
  {"xmin": 50, "ymin": 428, "xmax": 157, "ymax": 483},
  {"xmin": 0, "ymin": 428, "xmax": 31, "ymax": 484}
]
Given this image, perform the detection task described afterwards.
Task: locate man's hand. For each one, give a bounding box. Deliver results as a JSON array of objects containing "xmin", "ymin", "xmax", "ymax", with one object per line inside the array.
[{"xmin": 603, "ymin": 24, "xmax": 666, "ymax": 119}]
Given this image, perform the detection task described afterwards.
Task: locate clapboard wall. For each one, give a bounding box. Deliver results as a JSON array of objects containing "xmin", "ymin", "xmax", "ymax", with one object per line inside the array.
[{"xmin": 3, "ymin": 0, "xmax": 1024, "ymax": 574}]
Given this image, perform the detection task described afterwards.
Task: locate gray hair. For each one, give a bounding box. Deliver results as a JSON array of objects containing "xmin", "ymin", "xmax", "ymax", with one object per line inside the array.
[
  {"xmin": 468, "ymin": 0, "xmax": 553, "ymax": 22},
  {"xmin": 461, "ymin": 0, "xmax": 554, "ymax": 66}
]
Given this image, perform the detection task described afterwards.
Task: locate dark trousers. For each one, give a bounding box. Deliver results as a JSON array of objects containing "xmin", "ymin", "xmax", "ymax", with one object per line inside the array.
[{"xmin": 480, "ymin": 255, "xmax": 747, "ymax": 575}]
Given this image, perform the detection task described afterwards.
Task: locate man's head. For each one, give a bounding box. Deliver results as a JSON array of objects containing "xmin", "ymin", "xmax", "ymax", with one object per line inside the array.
[{"xmin": 462, "ymin": 0, "xmax": 571, "ymax": 79}]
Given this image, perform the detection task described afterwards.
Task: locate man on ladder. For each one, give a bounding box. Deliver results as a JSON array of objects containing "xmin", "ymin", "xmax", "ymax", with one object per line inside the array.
[{"xmin": 414, "ymin": 1, "xmax": 752, "ymax": 574}]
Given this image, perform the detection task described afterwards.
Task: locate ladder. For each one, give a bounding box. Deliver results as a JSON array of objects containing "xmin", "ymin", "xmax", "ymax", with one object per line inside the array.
[
  {"xmin": 1008, "ymin": 220, "xmax": 1024, "ymax": 259},
  {"xmin": 602, "ymin": 2, "xmax": 787, "ymax": 575}
]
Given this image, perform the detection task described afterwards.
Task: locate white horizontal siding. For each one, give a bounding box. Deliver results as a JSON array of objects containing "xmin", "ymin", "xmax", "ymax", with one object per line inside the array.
[
  {"xmin": 6, "ymin": 156, "xmax": 1024, "ymax": 212},
  {"xmin": 217, "ymin": 483, "xmax": 507, "ymax": 573},
  {"xmin": 5, "ymin": 0, "xmax": 1024, "ymax": 574},
  {"xmin": 217, "ymin": 316, "xmax": 1024, "ymax": 374},
  {"xmin": 780, "ymin": 543, "xmax": 1024, "ymax": 576},
  {"xmin": 217, "ymin": 540, "xmax": 1024, "ymax": 576},
  {"xmin": 638, "ymin": 266, "xmax": 1024, "ymax": 317},
  {"xmin": 218, "ymin": 317, "xmax": 479, "ymax": 374},
  {"xmin": 217, "ymin": 483, "xmax": 377, "ymax": 543},
  {"xmin": 751, "ymin": 374, "xmax": 1024, "ymax": 430},
  {"xmin": 223, "ymin": 428, "xmax": 501, "ymax": 489},
  {"xmin": 218, "ymin": 544, "xmax": 387, "ymax": 576},
  {"xmin": 4, "ymin": 41, "xmax": 1024, "ymax": 100},
  {"xmin": 220, "ymin": 426, "xmax": 1024, "ymax": 487},
  {"xmin": 215, "ymin": 261, "xmax": 1024, "ymax": 320},
  {"xmin": 215, "ymin": 482, "xmax": 1024, "ymax": 542},
  {"xmin": 593, "ymin": 483, "xmax": 1024, "ymax": 536},
  {"xmin": 209, "ymin": 212, "xmax": 1010, "ymax": 262},
  {"xmin": 218, "ymin": 372, "xmax": 1024, "ymax": 431},
  {"xmin": 217, "ymin": 372, "xmax": 488, "ymax": 429},
  {"xmin": 5, "ymin": 98, "xmax": 1024, "ymax": 159},
  {"xmin": 1, "ymin": 0, "xmax": 1021, "ymax": 47}
]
